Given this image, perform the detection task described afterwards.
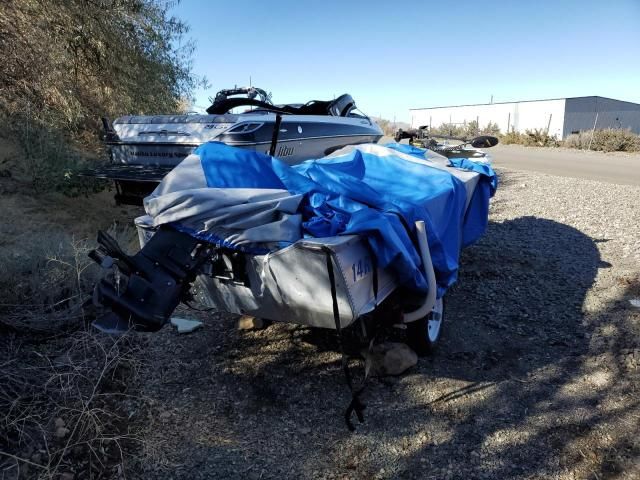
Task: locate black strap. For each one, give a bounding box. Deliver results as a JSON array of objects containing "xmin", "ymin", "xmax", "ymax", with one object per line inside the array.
[
  {"xmin": 323, "ymin": 247, "xmax": 367, "ymax": 431},
  {"xmin": 269, "ymin": 114, "xmax": 283, "ymax": 156},
  {"xmin": 368, "ymin": 247, "xmax": 378, "ymax": 307}
]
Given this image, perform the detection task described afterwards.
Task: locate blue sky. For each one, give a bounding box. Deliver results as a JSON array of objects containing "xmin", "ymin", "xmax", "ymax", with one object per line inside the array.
[{"xmin": 174, "ymin": 0, "xmax": 640, "ymax": 122}]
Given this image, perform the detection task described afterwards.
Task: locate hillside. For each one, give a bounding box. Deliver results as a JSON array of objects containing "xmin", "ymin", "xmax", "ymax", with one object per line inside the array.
[{"xmin": 0, "ymin": 2, "xmax": 202, "ymax": 476}]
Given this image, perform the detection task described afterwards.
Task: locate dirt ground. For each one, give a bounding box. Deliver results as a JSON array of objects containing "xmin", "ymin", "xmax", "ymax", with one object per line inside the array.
[
  {"xmin": 1, "ymin": 158, "xmax": 639, "ymax": 479},
  {"xmin": 124, "ymin": 167, "xmax": 640, "ymax": 479}
]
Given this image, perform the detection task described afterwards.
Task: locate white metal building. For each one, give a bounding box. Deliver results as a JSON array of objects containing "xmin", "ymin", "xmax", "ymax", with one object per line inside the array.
[{"xmin": 410, "ymin": 96, "xmax": 640, "ymax": 139}]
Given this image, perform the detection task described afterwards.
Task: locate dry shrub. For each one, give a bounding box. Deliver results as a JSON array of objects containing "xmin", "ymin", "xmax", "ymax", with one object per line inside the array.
[
  {"xmin": 500, "ymin": 129, "xmax": 559, "ymax": 147},
  {"xmin": 0, "ymin": 222, "xmax": 145, "ymax": 478},
  {"xmin": 563, "ymin": 132, "xmax": 590, "ymax": 150},
  {"xmin": 462, "ymin": 120, "xmax": 480, "ymax": 137},
  {"xmin": 483, "ymin": 121, "xmax": 501, "ymax": 136},
  {"xmin": 0, "ymin": 233, "xmax": 96, "ymax": 333},
  {"xmin": 375, "ymin": 118, "xmax": 397, "ymax": 136},
  {"xmin": 429, "ymin": 122, "xmax": 502, "ymax": 139},
  {"xmin": 523, "ymin": 128, "xmax": 560, "ymax": 147},
  {"xmin": 499, "ymin": 130, "xmax": 524, "ymax": 145},
  {"xmin": 0, "ymin": 224, "xmax": 137, "ymax": 334},
  {"xmin": 1, "ymin": 112, "xmax": 109, "ymax": 195},
  {"xmin": 564, "ymin": 129, "xmax": 640, "ymax": 152},
  {"xmin": 0, "ymin": 329, "xmax": 148, "ymax": 479},
  {"xmin": 430, "ymin": 123, "xmax": 466, "ymax": 138}
]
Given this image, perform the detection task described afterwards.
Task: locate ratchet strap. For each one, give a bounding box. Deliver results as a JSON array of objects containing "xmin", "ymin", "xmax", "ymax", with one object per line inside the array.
[
  {"xmin": 323, "ymin": 246, "xmax": 368, "ymax": 431},
  {"xmin": 269, "ymin": 114, "xmax": 283, "ymax": 156}
]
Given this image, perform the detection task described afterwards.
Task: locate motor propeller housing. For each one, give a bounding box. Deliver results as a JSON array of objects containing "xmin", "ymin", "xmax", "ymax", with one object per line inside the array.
[{"xmin": 89, "ymin": 227, "xmax": 210, "ymax": 334}]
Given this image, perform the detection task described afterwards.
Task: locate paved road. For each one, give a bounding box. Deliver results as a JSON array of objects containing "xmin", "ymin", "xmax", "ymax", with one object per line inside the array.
[{"xmin": 489, "ymin": 144, "xmax": 640, "ymax": 186}]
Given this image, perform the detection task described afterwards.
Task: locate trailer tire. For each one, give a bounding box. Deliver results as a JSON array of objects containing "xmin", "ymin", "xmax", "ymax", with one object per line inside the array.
[{"xmin": 406, "ymin": 297, "xmax": 445, "ymax": 356}]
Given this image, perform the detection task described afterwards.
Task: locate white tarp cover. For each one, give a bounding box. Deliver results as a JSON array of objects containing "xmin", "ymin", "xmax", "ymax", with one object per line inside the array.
[{"xmin": 144, "ymin": 153, "xmax": 303, "ymax": 250}]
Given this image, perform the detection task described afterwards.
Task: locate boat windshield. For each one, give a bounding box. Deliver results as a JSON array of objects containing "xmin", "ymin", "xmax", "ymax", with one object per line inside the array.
[{"xmin": 347, "ymin": 108, "xmax": 368, "ymax": 119}]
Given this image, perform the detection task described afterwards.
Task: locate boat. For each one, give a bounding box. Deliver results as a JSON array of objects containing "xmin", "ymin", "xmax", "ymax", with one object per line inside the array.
[
  {"xmin": 90, "ymin": 87, "xmax": 383, "ymax": 204},
  {"xmin": 88, "ymin": 140, "xmax": 498, "ymax": 429},
  {"xmin": 394, "ymin": 126, "xmax": 498, "ymax": 163}
]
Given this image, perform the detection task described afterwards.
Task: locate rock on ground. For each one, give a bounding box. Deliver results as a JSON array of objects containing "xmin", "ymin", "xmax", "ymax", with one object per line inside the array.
[
  {"xmin": 364, "ymin": 342, "xmax": 418, "ymax": 376},
  {"xmin": 236, "ymin": 315, "xmax": 265, "ymax": 330},
  {"xmin": 170, "ymin": 317, "xmax": 203, "ymax": 334}
]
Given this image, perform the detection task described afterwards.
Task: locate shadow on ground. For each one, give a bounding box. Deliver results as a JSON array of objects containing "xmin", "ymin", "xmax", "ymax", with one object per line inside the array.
[{"xmin": 132, "ymin": 216, "xmax": 640, "ymax": 480}]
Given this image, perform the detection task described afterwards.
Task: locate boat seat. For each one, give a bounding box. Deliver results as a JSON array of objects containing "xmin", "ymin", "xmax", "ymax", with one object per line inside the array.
[
  {"xmin": 206, "ymin": 93, "xmax": 356, "ymax": 117},
  {"xmin": 327, "ymin": 94, "xmax": 355, "ymax": 117}
]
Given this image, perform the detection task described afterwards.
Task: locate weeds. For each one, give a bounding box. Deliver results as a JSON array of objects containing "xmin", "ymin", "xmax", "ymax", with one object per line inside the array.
[
  {"xmin": 2, "ymin": 110, "xmax": 108, "ymax": 196},
  {"xmin": 429, "ymin": 121, "xmax": 501, "ymax": 139},
  {"xmin": 564, "ymin": 128, "xmax": 640, "ymax": 152},
  {"xmin": 0, "ymin": 224, "xmax": 137, "ymax": 333},
  {"xmin": 500, "ymin": 127, "xmax": 640, "ymax": 151},
  {"xmin": 0, "ymin": 234, "xmax": 97, "ymax": 333},
  {"xmin": 500, "ymin": 128, "xmax": 560, "ymax": 147},
  {"xmin": 483, "ymin": 121, "xmax": 501, "ymax": 136},
  {"xmin": 0, "ymin": 329, "xmax": 148, "ymax": 479},
  {"xmin": 499, "ymin": 130, "xmax": 523, "ymax": 145},
  {"xmin": 0, "ymin": 222, "xmax": 144, "ymax": 478},
  {"xmin": 427, "ymin": 120, "xmax": 640, "ymax": 152}
]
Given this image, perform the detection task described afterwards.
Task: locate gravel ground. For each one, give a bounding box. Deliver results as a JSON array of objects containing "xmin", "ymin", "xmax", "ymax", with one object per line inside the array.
[{"xmin": 128, "ymin": 167, "xmax": 640, "ymax": 479}]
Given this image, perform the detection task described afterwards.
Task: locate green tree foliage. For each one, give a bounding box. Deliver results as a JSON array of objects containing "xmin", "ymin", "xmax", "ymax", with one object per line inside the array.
[
  {"xmin": 0, "ymin": 0, "xmax": 204, "ymax": 134},
  {"xmin": 0, "ymin": 0, "xmax": 205, "ymax": 191}
]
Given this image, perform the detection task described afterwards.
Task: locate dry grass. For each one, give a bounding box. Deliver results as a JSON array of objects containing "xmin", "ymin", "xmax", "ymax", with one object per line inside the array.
[
  {"xmin": 0, "ymin": 215, "xmax": 144, "ymax": 479},
  {"xmin": 0, "ymin": 329, "xmax": 148, "ymax": 479},
  {"xmin": 0, "ymin": 136, "xmax": 144, "ymax": 478},
  {"xmin": 500, "ymin": 128, "xmax": 561, "ymax": 147},
  {"xmin": 0, "ymin": 235, "xmax": 97, "ymax": 333},
  {"xmin": 429, "ymin": 121, "xmax": 501, "ymax": 139},
  {"xmin": 0, "ymin": 193, "xmax": 139, "ymax": 333},
  {"xmin": 500, "ymin": 128, "xmax": 640, "ymax": 152},
  {"xmin": 564, "ymin": 128, "xmax": 640, "ymax": 152}
]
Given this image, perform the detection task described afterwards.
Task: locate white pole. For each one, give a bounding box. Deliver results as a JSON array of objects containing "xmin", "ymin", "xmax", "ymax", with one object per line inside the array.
[
  {"xmin": 587, "ymin": 111, "xmax": 599, "ymax": 150},
  {"xmin": 403, "ymin": 221, "xmax": 437, "ymax": 323}
]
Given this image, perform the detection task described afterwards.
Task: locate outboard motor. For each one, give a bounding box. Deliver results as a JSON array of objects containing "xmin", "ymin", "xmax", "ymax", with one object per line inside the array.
[
  {"xmin": 89, "ymin": 227, "xmax": 210, "ymax": 334},
  {"xmin": 394, "ymin": 128, "xmax": 415, "ymax": 143}
]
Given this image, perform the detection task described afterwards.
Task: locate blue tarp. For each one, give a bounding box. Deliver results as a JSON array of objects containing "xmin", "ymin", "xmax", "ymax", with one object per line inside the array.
[
  {"xmin": 384, "ymin": 142, "xmax": 498, "ymax": 194},
  {"xmin": 191, "ymin": 142, "xmax": 497, "ymax": 295}
]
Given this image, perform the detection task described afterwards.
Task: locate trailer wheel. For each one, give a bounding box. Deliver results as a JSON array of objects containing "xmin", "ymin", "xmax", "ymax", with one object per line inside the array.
[{"xmin": 406, "ymin": 297, "xmax": 445, "ymax": 356}]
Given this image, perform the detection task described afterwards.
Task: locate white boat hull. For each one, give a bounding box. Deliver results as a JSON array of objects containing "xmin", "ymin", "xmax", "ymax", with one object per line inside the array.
[{"xmin": 108, "ymin": 113, "xmax": 383, "ymax": 166}]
